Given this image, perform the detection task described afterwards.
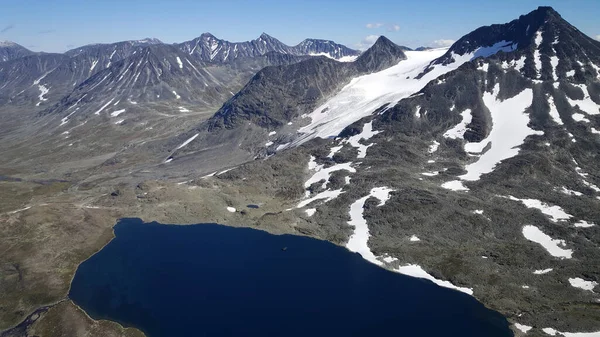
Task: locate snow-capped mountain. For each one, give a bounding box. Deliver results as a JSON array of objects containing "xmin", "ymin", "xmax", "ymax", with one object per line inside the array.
[
  {"xmin": 1, "ymin": 5, "xmax": 600, "ymax": 337},
  {"xmin": 203, "ymin": 36, "xmax": 406, "ymax": 131},
  {"xmin": 294, "ymin": 38, "xmax": 361, "ymax": 60},
  {"xmin": 425, "ymin": 6, "xmax": 600, "ymax": 79},
  {"xmin": 45, "ymin": 45, "xmax": 309, "ymax": 126},
  {"xmin": 0, "ymin": 40, "xmax": 162, "ymax": 107},
  {"xmin": 0, "ymin": 41, "xmax": 34, "ymax": 62},
  {"xmin": 154, "ymin": 6, "xmax": 600, "ymax": 335},
  {"xmin": 178, "ymin": 32, "xmax": 360, "ymax": 63},
  {"xmin": 65, "ymin": 38, "xmax": 163, "ymax": 58}
]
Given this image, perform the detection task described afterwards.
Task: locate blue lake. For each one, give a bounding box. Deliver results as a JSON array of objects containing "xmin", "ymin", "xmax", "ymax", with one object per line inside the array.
[{"xmin": 69, "ymin": 218, "xmax": 513, "ymax": 337}]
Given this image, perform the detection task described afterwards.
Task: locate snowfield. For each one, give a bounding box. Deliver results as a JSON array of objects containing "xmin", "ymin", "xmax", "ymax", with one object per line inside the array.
[
  {"xmin": 295, "ymin": 48, "xmax": 458, "ymax": 143},
  {"xmin": 346, "ymin": 187, "xmax": 394, "ymax": 265},
  {"xmin": 345, "ymin": 186, "xmax": 473, "ymax": 295},
  {"xmin": 522, "ymin": 225, "xmax": 572, "ymax": 259},
  {"xmin": 508, "ymin": 196, "xmax": 572, "ymax": 222},
  {"xmin": 459, "ymin": 85, "xmax": 543, "ymax": 181}
]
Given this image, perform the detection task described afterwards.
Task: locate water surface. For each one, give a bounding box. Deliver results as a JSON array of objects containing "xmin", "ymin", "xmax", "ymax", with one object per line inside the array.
[{"xmin": 70, "ymin": 218, "xmax": 513, "ymax": 337}]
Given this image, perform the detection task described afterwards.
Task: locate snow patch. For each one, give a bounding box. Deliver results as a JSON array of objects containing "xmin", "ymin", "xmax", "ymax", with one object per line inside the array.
[
  {"xmin": 550, "ymin": 55, "xmax": 559, "ymax": 81},
  {"xmin": 522, "ymin": 225, "xmax": 572, "ymax": 259},
  {"xmin": 533, "ymin": 268, "xmax": 553, "ymax": 275},
  {"xmin": 574, "ymin": 220, "xmax": 595, "ymax": 228},
  {"xmin": 37, "ymin": 84, "xmax": 49, "ymax": 105},
  {"xmin": 345, "ymin": 121, "xmax": 381, "ymax": 158},
  {"xmin": 226, "ymin": 207, "xmax": 236, "ymax": 213},
  {"xmin": 443, "ymin": 109, "xmax": 472, "ymax": 139},
  {"xmin": 568, "ymin": 277, "xmax": 598, "ymax": 291},
  {"xmin": 428, "ymin": 140, "xmax": 440, "ymax": 154},
  {"xmin": 441, "ymin": 180, "xmax": 469, "ymax": 191},
  {"xmin": 573, "ymin": 113, "xmax": 590, "ymax": 123},
  {"xmin": 297, "ymin": 189, "xmax": 344, "ymax": 208},
  {"xmin": 110, "ymin": 109, "xmax": 126, "ymax": 117},
  {"xmin": 548, "ymin": 96, "xmax": 563, "ymax": 125},
  {"xmin": 559, "ymin": 186, "xmax": 583, "ymax": 196},
  {"xmin": 94, "ymin": 98, "xmax": 115, "ymax": 115},
  {"xmin": 515, "ymin": 323, "xmax": 533, "ymax": 333},
  {"xmin": 327, "ymin": 145, "xmax": 344, "ymax": 158},
  {"xmin": 534, "ymin": 31, "xmax": 543, "ymax": 78},
  {"xmin": 346, "ymin": 187, "xmax": 394, "ymax": 265},
  {"xmin": 394, "ymin": 264, "xmax": 473, "ymax": 295},
  {"xmin": 459, "ymin": 85, "xmax": 542, "ymax": 181},
  {"xmin": 304, "ymin": 161, "xmax": 355, "ymax": 190},
  {"xmin": 176, "ymin": 56, "xmax": 183, "ymax": 69},
  {"xmin": 508, "ymin": 196, "xmax": 572, "ymax": 222},
  {"xmin": 567, "ymin": 84, "xmax": 599, "ymax": 115},
  {"xmin": 409, "ymin": 235, "xmax": 420, "ymax": 242},
  {"xmin": 305, "ymin": 208, "xmax": 316, "ymax": 216},
  {"xmin": 175, "ymin": 133, "xmax": 199, "ymax": 150}
]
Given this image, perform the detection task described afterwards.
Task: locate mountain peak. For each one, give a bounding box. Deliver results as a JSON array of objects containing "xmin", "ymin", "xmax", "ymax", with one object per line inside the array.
[
  {"xmin": 135, "ymin": 38, "xmax": 162, "ymax": 45},
  {"xmin": 428, "ymin": 7, "xmax": 600, "ymax": 69},
  {"xmin": 259, "ymin": 32, "xmax": 274, "ymax": 40},
  {"xmin": 355, "ymin": 35, "xmax": 407, "ymax": 72},
  {"xmin": 0, "ymin": 40, "xmax": 18, "ymax": 47},
  {"xmin": 200, "ymin": 32, "xmax": 218, "ymax": 40},
  {"xmin": 373, "ymin": 36, "xmax": 394, "ymax": 47}
]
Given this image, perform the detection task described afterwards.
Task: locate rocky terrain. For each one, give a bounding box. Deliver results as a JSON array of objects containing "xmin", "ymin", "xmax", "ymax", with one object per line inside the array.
[{"xmin": 1, "ymin": 6, "xmax": 600, "ymax": 337}]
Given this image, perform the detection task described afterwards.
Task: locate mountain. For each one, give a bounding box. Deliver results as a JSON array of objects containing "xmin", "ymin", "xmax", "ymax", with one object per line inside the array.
[
  {"xmin": 0, "ymin": 40, "xmax": 159, "ymax": 108},
  {"xmin": 179, "ymin": 32, "xmax": 361, "ymax": 63},
  {"xmin": 0, "ymin": 41, "xmax": 34, "ymax": 62},
  {"xmin": 294, "ymin": 38, "xmax": 362, "ymax": 59},
  {"xmin": 159, "ymin": 6, "xmax": 600, "ymax": 335},
  {"xmin": 1, "ymin": 7, "xmax": 600, "ymax": 337},
  {"xmin": 425, "ymin": 6, "xmax": 600, "ymax": 79},
  {"xmin": 44, "ymin": 46, "xmax": 310, "ymax": 125},
  {"xmin": 65, "ymin": 38, "xmax": 163, "ymax": 57},
  {"xmin": 207, "ymin": 36, "xmax": 406, "ymax": 129}
]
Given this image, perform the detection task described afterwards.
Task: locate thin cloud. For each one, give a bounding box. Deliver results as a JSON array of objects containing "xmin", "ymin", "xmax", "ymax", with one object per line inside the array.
[
  {"xmin": 38, "ymin": 29, "xmax": 56, "ymax": 34},
  {"xmin": 433, "ymin": 39, "xmax": 456, "ymax": 47},
  {"xmin": 366, "ymin": 23, "xmax": 384, "ymax": 29},
  {"xmin": 0, "ymin": 24, "xmax": 14, "ymax": 33},
  {"xmin": 387, "ymin": 24, "xmax": 400, "ymax": 32},
  {"xmin": 596, "ymin": 35, "xmax": 600, "ymax": 41},
  {"xmin": 355, "ymin": 35, "xmax": 380, "ymax": 50}
]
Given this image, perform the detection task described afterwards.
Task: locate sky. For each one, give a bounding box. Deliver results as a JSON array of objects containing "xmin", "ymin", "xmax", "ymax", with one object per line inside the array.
[{"xmin": 1, "ymin": 0, "xmax": 599, "ymax": 53}]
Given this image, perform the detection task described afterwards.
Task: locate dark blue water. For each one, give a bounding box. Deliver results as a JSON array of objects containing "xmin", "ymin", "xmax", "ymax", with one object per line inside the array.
[{"xmin": 69, "ymin": 218, "xmax": 513, "ymax": 337}]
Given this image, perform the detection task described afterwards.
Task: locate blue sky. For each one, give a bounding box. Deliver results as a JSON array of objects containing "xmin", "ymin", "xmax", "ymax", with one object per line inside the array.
[{"xmin": 1, "ymin": 0, "xmax": 599, "ymax": 53}]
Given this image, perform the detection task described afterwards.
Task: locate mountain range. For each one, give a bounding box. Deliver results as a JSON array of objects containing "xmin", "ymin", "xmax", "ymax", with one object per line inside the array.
[{"xmin": 0, "ymin": 6, "xmax": 599, "ymax": 337}]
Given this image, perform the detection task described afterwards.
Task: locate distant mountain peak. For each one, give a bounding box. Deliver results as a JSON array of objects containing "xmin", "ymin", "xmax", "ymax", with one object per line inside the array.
[
  {"xmin": 354, "ymin": 35, "xmax": 406, "ymax": 72},
  {"xmin": 180, "ymin": 33, "xmax": 359, "ymax": 63},
  {"xmin": 259, "ymin": 32, "xmax": 275, "ymax": 40},
  {"xmin": 0, "ymin": 40, "xmax": 18, "ymax": 47},
  {"xmin": 134, "ymin": 38, "xmax": 162, "ymax": 45},
  {"xmin": 200, "ymin": 32, "xmax": 217, "ymax": 40},
  {"xmin": 0, "ymin": 41, "xmax": 34, "ymax": 62},
  {"xmin": 426, "ymin": 6, "xmax": 600, "ymax": 74}
]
